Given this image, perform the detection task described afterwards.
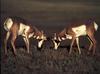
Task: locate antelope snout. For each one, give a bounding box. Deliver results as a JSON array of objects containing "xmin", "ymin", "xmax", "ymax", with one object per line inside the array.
[
  {"xmin": 53, "ymin": 41, "xmax": 60, "ymax": 50},
  {"xmin": 38, "ymin": 40, "xmax": 44, "ymax": 48}
]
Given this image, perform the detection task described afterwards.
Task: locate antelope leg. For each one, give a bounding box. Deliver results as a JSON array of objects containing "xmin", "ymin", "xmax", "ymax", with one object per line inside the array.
[
  {"xmin": 69, "ymin": 37, "xmax": 75, "ymax": 54},
  {"xmin": 4, "ymin": 32, "xmax": 10, "ymax": 55},
  {"xmin": 11, "ymin": 35, "xmax": 17, "ymax": 55},
  {"xmin": 76, "ymin": 37, "xmax": 81, "ymax": 54},
  {"xmin": 23, "ymin": 36, "xmax": 29, "ymax": 53},
  {"xmin": 87, "ymin": 35, "xmax": 96, "ymax": 55}
]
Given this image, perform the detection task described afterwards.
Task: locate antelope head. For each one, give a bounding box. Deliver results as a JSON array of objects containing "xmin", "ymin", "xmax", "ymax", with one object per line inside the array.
[
  {"xmin": 52, "ymin": 29, "xmax": 67, "ymax": 50},
  {"xmin": 35, "ymin": 30, "xmax": 47, "ymax": 49}
]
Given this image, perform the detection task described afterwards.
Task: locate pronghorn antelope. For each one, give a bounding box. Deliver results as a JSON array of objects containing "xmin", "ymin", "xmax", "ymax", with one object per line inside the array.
[
  {"xmin": 52, "ymin": 20, "xmax": 98, "ymax": 54},
  {"xmin": 4, "ymin": 17, "xmax": 46, "ymax": 55}
]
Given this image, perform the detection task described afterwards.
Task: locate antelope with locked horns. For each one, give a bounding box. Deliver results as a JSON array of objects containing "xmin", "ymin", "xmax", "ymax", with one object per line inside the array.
[
  {"xmin": 4, "ymin": 17, "xmax": 46, "ymax": 55},
  {"xmin": 52, "ymin": 19, "xmax": 98, "ymax": 55}
]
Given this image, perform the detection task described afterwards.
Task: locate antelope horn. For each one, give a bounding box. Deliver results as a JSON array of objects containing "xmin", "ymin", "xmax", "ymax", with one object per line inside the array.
[{"xmin": 41, "ymin": 30, "xmax": 44, "ymax": 34}]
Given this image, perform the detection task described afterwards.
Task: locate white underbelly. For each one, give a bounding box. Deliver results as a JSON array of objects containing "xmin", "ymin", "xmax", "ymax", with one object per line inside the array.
[
  {"xmin": 18, "ymin": 23, "xmax": 30, "ymax": 35},
  {"xmin": 72, "ymin": 25, "xmax": 87, "ymax": 37}
]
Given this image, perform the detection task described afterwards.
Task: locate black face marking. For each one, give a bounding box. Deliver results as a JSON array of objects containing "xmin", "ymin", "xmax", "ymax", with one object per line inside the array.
[
  {"xmin": 54, "ymin": 40, "xmax": 60, "ymax": 44},
  {"xmin": 38, "ymin": 39, "xmax": 43, "ymax": 41}
]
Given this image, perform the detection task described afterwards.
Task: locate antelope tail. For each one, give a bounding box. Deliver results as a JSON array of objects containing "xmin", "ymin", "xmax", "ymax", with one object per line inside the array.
[{"xmin": 94, "ymin": 22, "xmax": 98, "ymax": 31}]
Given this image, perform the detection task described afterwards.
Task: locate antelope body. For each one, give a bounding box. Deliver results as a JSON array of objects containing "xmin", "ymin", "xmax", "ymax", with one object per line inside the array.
[
  {"xmin": 52, "ymin": 20, "xmax": 98, "ymax": 54},
  {"xmin": 4, "ymin": 17, "xmax": 46, "ymax": 55}
]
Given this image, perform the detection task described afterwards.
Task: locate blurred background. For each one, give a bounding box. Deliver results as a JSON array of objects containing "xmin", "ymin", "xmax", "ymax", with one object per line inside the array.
[{"xmin": 1, "ymin": 0, "xmax": 100, "ymax": 25}]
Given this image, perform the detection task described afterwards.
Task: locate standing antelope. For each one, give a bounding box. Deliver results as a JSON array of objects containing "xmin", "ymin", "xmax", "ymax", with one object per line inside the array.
[
  {"xmin": 4, "ymin": 17, "xmax": 46, "ymax": 55},
  {"xmin": 52, "ymin": 20, "xmax": 98, "ymax": 55}
]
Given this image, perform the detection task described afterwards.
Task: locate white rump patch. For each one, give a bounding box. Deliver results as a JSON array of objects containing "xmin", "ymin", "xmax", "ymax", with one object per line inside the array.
[
  {"xmin": 4, "ymin": 18, "xmax": 13, "ymax": 31},
  {"xmin": 72, "ymin": 25, "xmax": 86, "ymax": 37}
]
